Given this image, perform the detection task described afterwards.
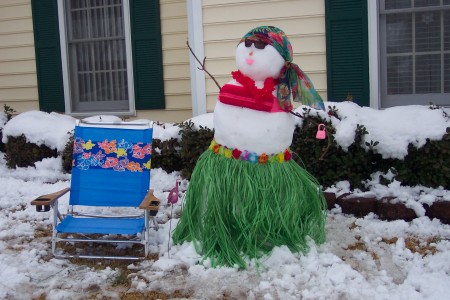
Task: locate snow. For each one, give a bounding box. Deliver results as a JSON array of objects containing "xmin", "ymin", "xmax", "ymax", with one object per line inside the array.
[
  {"xmin": 2, "ymin": 111, "xmax": 76, "ymax": 152},
  {"xmin": 0, "ymin": 111, "xmax": 6, "ymax": 128},
  {"xmin": 312, "ymin": 102, "xmax": 448, "ymax": 159},
  {"xmin": 0, "ymin": 106, "xmax": 449, "ymax": 299}
]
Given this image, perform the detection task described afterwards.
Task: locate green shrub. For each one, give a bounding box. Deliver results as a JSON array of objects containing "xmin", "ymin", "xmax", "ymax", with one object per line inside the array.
[
  {"xmin": 5, "ymin": 134, "xmax": 57, "ymax": 168},
  {"xmin": 290, "ymin": 108, "xmax": 392, "ymax": 190},
  {"xmin": 61, "ymin": 132, "xmax": 74, "ymax": 173},
  {"xmin": 152, "ymin": 137, "xmax": 183, "ymax": 173},
  {"xmin": 179, "ymin": 121, "xmax": 214, "ymax": 179},
  {"xmin": 0, "ymin": 105, "xmax": 16, "ymax": 153},
  {"xmin": 393, "ymin": 127, "xmax": 450, "ymax": 189}
]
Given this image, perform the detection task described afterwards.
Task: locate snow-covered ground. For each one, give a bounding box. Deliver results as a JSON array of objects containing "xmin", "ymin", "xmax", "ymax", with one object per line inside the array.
[{"xmin": 0, "ymin": 103, "xmax": 449, "ymax": 299}]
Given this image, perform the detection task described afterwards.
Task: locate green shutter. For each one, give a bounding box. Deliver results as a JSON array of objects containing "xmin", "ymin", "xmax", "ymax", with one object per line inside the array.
[
  {"xmin": 325, "ymin": 0, "xmax": 369, "ymax": 106},
  {"xmin": 130, "ymin": 0, "xmax": 165, "ymax": 110},
  {"xmin": 31, "ymin": 0, "xmax": 65, "ymax": 112}
]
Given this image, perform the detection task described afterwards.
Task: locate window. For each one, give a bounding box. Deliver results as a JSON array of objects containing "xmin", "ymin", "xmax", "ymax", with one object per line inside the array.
[
  {"xmin": 32, "ymin": 0, "xmax": 165, "ymax": 114},
  {"xmin": 59, "ymin": 0, "xmax": 134, "ymax": 114},
  {"xmin": 379, "ymin": 0, "xmax": 450, "ymax": 107}
]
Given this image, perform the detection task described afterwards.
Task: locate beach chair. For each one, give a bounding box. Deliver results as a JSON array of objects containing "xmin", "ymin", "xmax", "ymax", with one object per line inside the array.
[{"xmin": 31, "ymin": 120, "xmax": 160, "ymax": 260}]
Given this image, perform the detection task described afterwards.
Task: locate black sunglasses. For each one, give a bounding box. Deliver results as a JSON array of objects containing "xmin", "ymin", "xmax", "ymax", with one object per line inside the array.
[{"xmin": 244, "ymin": 39, "xmax": 267, "ymax": 50}]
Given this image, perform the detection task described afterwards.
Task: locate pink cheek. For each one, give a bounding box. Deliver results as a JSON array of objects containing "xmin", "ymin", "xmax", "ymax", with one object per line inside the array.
[{"xmin": 246, "ymin": 58, "xmax": 254, "ymax": 65}]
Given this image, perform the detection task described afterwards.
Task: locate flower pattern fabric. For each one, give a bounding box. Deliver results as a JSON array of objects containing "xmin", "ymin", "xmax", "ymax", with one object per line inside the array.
[
  {"xmin": 240, "ymin": 26, "xmax": 325, "ymax": 111},
  {"xmin": 209, "ymin": 139, "xmax": 292, "ymax": 164},
  {"xmin": 73, "ymin": 138, "xmax": 152, "ymax": 172}
]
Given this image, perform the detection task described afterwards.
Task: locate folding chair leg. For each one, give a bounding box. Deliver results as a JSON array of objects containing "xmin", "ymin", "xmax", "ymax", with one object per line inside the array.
[{"xmin": 51, "ymin": 201, "xmax": 59, "ymax": 256}]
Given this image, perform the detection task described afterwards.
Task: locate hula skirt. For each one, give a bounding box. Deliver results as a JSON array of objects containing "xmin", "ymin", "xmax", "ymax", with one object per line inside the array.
[{"xmin": 172, "ymin": 144, "xmax": 326, "ymax": 269}]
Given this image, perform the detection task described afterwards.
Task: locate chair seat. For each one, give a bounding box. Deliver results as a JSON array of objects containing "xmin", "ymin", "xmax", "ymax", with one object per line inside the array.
[{"xmin": 56, "ymin": 215, "xmax": 145, "ymax": 235}]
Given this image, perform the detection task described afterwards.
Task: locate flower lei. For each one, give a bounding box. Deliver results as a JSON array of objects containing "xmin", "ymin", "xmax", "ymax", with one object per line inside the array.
[
  {"xmin": 231, "ymin": 70, "xmax": 276, "ymax": 102},
  {"xmin": 209, "ymin": 139, "xmax": 292, "ymax": 164}
]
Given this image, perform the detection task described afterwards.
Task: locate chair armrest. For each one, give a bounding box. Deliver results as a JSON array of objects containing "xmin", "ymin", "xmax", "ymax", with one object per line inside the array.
[
  {"xmin": 31, "ymin": 187, "xmax": 70, "ymax": 212},
  {"xmin": 139, "ymin": 189, "xmax": 160, "ymax": 216}
]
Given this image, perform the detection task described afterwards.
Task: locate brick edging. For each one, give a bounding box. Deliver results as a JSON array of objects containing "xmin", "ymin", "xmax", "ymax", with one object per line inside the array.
[{"xmin": 323, "ymin": 192, "xmax": 450, "ymax": 224}]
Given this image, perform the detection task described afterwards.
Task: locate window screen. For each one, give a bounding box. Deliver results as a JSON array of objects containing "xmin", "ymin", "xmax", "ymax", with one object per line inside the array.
[
  {"xmin": 380, "ymin": 0, "xmax": 450, "ymax": 107},
  {"xmin": 66, "ymin": 0, "xmax": 129, "ymax": 112}
]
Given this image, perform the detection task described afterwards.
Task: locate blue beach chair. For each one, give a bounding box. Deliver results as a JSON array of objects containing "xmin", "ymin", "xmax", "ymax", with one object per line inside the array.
[{"xmin": 31, "ymin": 120, "xmax": 160, "ymax": 260}]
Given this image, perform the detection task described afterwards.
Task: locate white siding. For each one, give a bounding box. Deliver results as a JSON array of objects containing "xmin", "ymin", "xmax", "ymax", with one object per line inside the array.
[
  {"xmin": 202, "ymin": 0, "xmax": 327, "ymax": 111},
  {"xmin": 0, "ymin": 0, "xmax": 39, "ymax": 113}
]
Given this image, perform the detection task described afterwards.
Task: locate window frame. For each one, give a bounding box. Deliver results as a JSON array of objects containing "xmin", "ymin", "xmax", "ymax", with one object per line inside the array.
[
  {"xmin": 57, "ymin": 0, "xmax": 136, "ymax": 117},
  {"xmin": 377, "ymin": 0, "xmax": 450, "ymax": 108}
]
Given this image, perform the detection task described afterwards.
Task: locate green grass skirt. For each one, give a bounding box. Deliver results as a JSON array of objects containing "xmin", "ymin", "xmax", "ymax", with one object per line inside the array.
[{"xmin": 172, "ymin": 149, "xmax": 327, "ymax": 268}]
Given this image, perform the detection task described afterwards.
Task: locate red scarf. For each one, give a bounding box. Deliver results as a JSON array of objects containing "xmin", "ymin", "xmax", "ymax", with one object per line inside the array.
[
  {"xmin": 218, "ymin": 71, "xmax": 284, "ymax": 112},
  {"xmin": 231, "ymin": 70, "xmax": 276, "ymax": 102}
]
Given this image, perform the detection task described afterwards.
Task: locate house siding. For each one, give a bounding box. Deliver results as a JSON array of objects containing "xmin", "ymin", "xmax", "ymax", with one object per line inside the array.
[
  {"xmin": 0, "ymin": 0, "xmax": 39, "ymax": 113},
  {"xmin": 202, "ymin": 0, "xmax": 327, "ymax": 111},
  {"xmin": 0, "ymin": 0, "xmax": 192, "ymax": 122},
  {"xmin": 0, "ymin": 0, "xmax": 328, "ymax": 122},
  {"xmin": 137, "ymin": 0, "xmax": 192, "ymax": 122}
]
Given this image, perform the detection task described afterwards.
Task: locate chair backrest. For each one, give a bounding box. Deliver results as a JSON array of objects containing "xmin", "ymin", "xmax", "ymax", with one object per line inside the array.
[{"xmin": 70, "ymin": 121, "xmax": 153, "ymax": 207}]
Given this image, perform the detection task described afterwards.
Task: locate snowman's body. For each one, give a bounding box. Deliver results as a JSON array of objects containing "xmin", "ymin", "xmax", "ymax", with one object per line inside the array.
[
  {"xmin": 173, "ymin": 29, "xmax": 326, "ymax": 269},
  {"xmin": 214, "ymin": 42, "xmax": 295, "ymax": 155},
  {"xmin": 214, "ymin": 97, "xmax": 295, "ymax": 155}
]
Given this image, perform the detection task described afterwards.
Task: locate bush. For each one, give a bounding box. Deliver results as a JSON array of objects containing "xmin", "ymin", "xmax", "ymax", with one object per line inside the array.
[
  {"xmin": 61, "ymin": 132, "xmax": 74, "ymax": 173},
  {"xmin": 152, "ymin": 137, "xmax": 183, "ymax": 173},
  {"xmin": 179, "ymin": 121, "xmax": 214, "ymax": 179},
  {"xmin": 0, "ymin": 105, "xmax": 16, "ymax": 153},
  {"xmin": 290, "ymin": 112, "xmax": 391, "ymax": 190},
  {"xmin": 393, "ymin": 128, "xmax": 450, "ymax": 189},
  {"xmin": 4, "ymin": 108, "xmax": 448, "ymax": 190},
  {"xmin": 4, "ymin": 134, "xmax": 57, "ymax": 168}
]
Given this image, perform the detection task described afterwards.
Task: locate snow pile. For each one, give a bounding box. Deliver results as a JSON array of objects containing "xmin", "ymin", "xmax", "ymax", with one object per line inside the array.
[
  {"xmin": 0, "ymin": 111, "xmax": 6, "ymax": 128},
  {"xmin": 2, "ymin": 111, "xmax": 76, "ymax": 151},
  {"xmin": 0, "ymin": 106, "xmax": 450, "ymax": 299},
  {"xmin": 323, "ymin": 102, "xmax": 448, "ymax": 159}
]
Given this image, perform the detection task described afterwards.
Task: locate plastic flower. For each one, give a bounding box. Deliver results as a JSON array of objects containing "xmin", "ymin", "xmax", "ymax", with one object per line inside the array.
[
  {"xmin": 232, "ymin": 148, "xmax": 242, "ymax": 159},
  {"xmin": 275, "ymin": 153, "xmax": 284, "ymax": 163},
  {"xmin": 209, "ymin": 140, "xmax": 218, "ymax": 151},
  {"xmin": 284, "ymin": 150, "xmax": 292, "ymax": 161},
  {"xmin": 258, "ymin": 153, "xmax": 268, "ymax": 164},
  {"xmin": 248, "ymin": 153, "xmax": 258, "ymax": 163},
  {"xmin": 213, "ymin": 144, "xmax": 220, "ymax": 154},
  {"xmin": 241, "ymin": 150, "xmax": 250, "ymax": 161},
  {"xmin": 224, "ymin": 148, "xmax": 232, "ymax": 159}
]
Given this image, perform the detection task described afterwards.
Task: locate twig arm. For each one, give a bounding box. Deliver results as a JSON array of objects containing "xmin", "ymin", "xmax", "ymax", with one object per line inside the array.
[{"xmin": 187, "ymin": 41, "xmax": 221, "ymax": 90}]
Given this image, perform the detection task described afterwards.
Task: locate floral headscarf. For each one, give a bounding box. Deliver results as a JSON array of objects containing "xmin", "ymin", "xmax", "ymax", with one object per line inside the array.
[{"xmin": 240, "ymin": 26, "xmax": 325, "ymax": 111}]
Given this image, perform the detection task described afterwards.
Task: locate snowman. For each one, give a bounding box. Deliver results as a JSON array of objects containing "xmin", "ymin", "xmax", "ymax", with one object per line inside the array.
[{"xmin": 173, "ymin": 26, "xmax": 326, "ymax": 269}]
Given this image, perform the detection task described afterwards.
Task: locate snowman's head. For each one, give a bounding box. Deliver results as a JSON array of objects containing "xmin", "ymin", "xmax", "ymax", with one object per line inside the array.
[
  {"xmin": 235, "ymin": 41, "xmax": 285, "ymax": 82},
  {"xmin": 236, "ymin": 26, "xmax": 293, "ymax": 82},
  {"xmin": 234, "ymin": 26, "xmax": 325, "ymax": 112}
]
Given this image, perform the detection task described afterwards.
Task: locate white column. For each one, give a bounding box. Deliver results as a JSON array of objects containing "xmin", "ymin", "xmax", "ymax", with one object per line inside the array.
[
  {"xmin": 368, "ymin": 0, "xmax": 380, "ymax": 109},
  {"xmin": 186, "ymin": 0, "xmax": 206, "ymax": 116}
]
